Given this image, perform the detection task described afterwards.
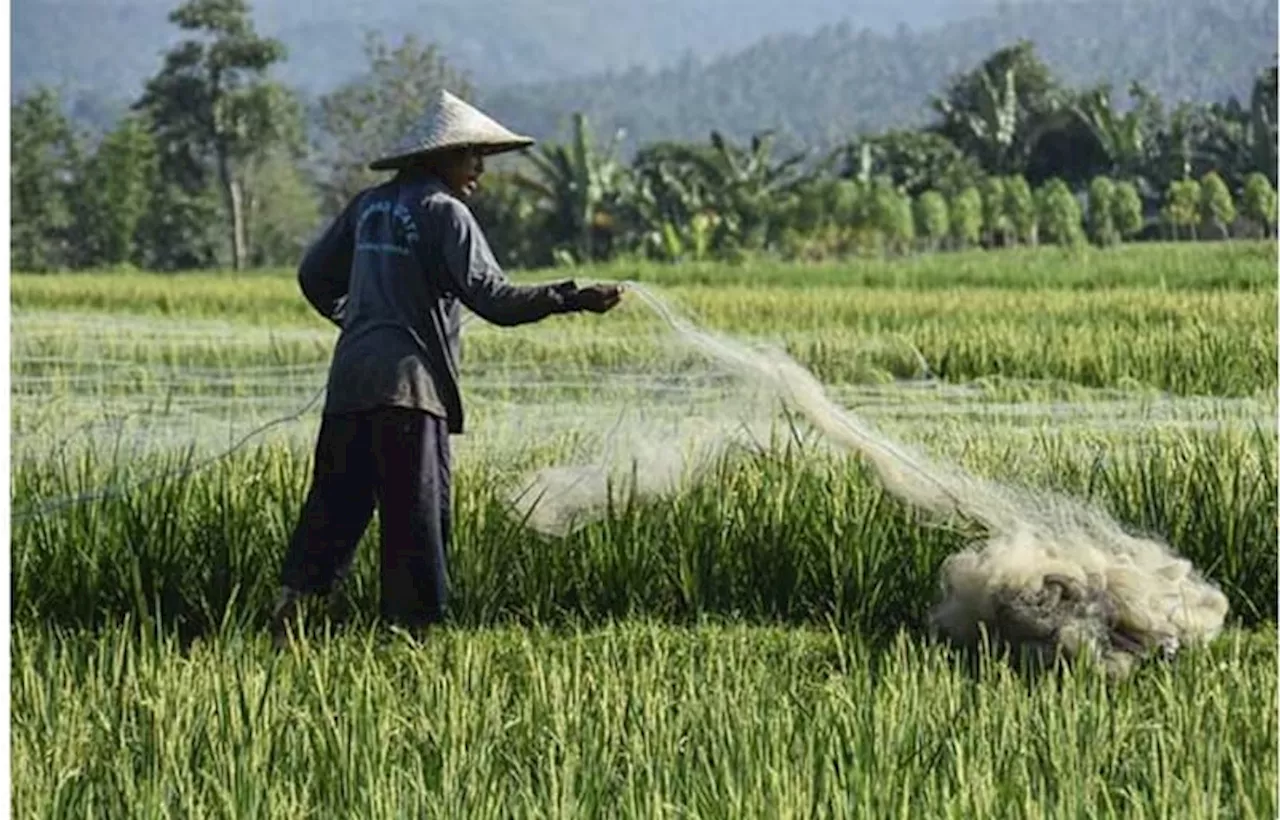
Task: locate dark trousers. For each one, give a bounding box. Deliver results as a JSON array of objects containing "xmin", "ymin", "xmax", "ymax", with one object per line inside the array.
[{"xmin": 280, "ymin": 406, "xmax": 452, "ymax": 626}]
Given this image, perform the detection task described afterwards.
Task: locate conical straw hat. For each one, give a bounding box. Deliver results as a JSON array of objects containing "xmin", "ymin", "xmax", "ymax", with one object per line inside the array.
[{"xmin": 368, "ymin": 89, "xmax": 535, "ymax": 170}]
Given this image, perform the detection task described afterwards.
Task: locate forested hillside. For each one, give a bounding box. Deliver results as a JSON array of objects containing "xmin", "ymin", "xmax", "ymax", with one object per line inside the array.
[
  {"xmin": 480, "ymin": 0, "xmax": 1276, "ymax": 150},
  {"xmin": 13, "ymin": 0, "xmax": 996, "ymax": 128}
]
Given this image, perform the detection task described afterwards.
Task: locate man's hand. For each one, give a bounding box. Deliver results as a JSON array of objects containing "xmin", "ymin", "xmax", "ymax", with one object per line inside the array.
[{"xmin": 574, "ymin": 283, "xmax": 624, "ymax": 313}]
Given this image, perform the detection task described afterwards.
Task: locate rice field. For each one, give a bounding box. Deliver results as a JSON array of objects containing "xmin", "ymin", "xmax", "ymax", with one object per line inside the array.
[{"xmin": 10, "ymin": 242, "xmax": 1279, "ymax": 818}]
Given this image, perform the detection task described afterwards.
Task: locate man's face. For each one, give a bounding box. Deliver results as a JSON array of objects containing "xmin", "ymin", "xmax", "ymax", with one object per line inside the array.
[{"xmin": 440, "ymin": 149, "xmax": 484, "ymax": 199}]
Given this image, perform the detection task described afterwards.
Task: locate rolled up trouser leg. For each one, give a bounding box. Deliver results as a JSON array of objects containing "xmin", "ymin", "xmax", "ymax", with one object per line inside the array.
[
  {"xmin": 372, "ymin": 407, "xmax": 451, "ymax": 627},
  {"xmin": 279, "ymin": 412, "xmax": 377, "ymax": 595}
]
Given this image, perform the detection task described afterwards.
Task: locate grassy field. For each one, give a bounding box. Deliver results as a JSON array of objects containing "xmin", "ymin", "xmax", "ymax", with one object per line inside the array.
[
  {"xmin": 12, "ymin": 623, "xmax": 1275, "ymax": 818},
  {"xmin": 10, "ymin": 242, "xmax": 1278, "ymax": 818}
]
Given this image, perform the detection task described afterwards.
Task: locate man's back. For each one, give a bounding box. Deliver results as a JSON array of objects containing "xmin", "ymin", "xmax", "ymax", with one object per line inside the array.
[
  {"xmin": 327, "ymin": 175, "xmax": 462, "ymax": 426},
  {"xmin": 298, "ymin": 172, "xmax": 577, "ymax": 433}
]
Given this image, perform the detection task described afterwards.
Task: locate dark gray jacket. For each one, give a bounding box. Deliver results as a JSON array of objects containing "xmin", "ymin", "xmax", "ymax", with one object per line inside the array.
[{"xmin": 298, "ymin": 173, "xmax": 577, "ymax": 433}]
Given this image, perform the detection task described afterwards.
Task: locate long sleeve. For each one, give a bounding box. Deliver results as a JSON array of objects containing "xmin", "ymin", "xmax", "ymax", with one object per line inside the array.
[
  {"xmin": 434, "ymin": 198, "xmax": 578, "ymax": 327},
  {"xmin": 298, "ymin": 197, "xmax": 358, "ymax": 327}
]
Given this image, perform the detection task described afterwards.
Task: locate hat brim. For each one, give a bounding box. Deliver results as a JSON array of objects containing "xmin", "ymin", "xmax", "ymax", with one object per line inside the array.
[{"xmin": 369, "ymin": 139, "xmax": 535, "ymax": 171}]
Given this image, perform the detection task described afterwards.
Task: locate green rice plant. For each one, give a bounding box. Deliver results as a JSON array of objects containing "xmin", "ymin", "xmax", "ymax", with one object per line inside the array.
[
  {"xmin": 11, "ymin": 243, "xmax": 1277, "ymax": 819},
  {"xmin": 11, "ymin": 242, "xmax": 1275, "ymax": 320},
  {"xmin": 12, "ymin": 244, "xmax": 1275, "ymax": 633},
  {"xmin": 10, "ymin": 621, "xmax": 1276, "ymax": 819},
  {"xmin": 12, "ymin": 422, "xmax": 1275, "ymax": 636},
  {"xmin": 15, "ymin": 257, "xmax": 1275, "ymax": 398},
  {"xmin": 14, "ymin": 304, "xmax": 1274, "ymax": 405}
]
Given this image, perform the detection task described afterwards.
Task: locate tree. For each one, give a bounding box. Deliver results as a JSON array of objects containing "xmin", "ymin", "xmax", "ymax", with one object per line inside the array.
[
  {"xmin": 1190, "ymin": 98, "xmax": 1262, "ymax": 195},
  {"xmin": 470, "ymin": 171, "xmax": 554, "ymax": 268},
  {"xmin": 70, "ymin": 115, "xmax": 158, "ymax": 267},
  {"xmin": 1036, "ymin": 178, "xmax": 1083, "ymax": 246},
  {"xmin": 1110, "ymin": 180, "xmax": 1144, "ymax": 240},
  {"xmin": 931, "ymin": 41, "xmax": 1069, "ymax": 176},
  {"xmin": 836, "ymin": 130, "xmax": 981, "ymax": 197},
  {"xmin": 625, "ymin": 129, "xmax": 812, "ymax": 256},
  {"xmin": 867, "ymin": 179, "xmax": 913, "ymax": 254},
  {"xmin": 625, "ymin": 142, "xmax": 721, "ymax": 260},
  {"xmin": 11, "ymin": 87, "xmax": 79, "ymax": 272},
  {"xmin": 135, "ymin": 0, "xmax": 291, "ymax": 271},
  {"xmin": 1198, "ymin": 171, "xmax": 1236, "ymax": 239},
  {"xmin": 776, "ymin": 177, "xmax": 853, "ymax": 236},
  {"xmin": 772, "ymin": 177, "xmax": 868, "ymax": 260},
  {"xmin": 949, "ymin": 186, "xmax": 983, "ymax": 249},
  {"xmin": 893, "ymin": 192, "xmax": 916, "ymax": 254},
  {"xmin": 1250, "ymin": 64, "xmax": 1277, "ymax": 187},
  {"xmin": 1003, "ymin": 175, "xmax": 1038, "ymax": 245},
  {"xmin": 1149, "ymin": 102, "xmax": 1216, "ymax": 197},
  {"xmin": 696, "ymin": 130, "xmax": 812, "ymax": 250},
  {"xmin": 243, "ymin": 146, "xmax": 321, "ymax": 267},
  {"xmin": 1241, "ymin": 172, "xmax": 1277, "ymax": 236},
  {"xmin": 317, "ymin": 33, "xmax": 474, "ymax": 216},
  {"xmin": 915, "ymin": 190, "xmax": 950, "ymax": 251},
  {"xmin": 1071, "ymin": 84, "xmax": 1151, "ymax": 185},
  {"xmin": 979, "ymin": 176, "xmax": 1009, "ymax": 246},
  {"xmin": 1086, "ymin": 176, "xmax": 1118, "ymax": 246},
  {"xmin": 1161, "ymin": 179, "xmax": 1201, "ymax": 240},
  {"xmin": 1024, "ymin": 108, "xmax": 1113, "ymax": 189},
  {"xmin": 513, "ymin": 112, "xmax": 629, "ymax": 264}
]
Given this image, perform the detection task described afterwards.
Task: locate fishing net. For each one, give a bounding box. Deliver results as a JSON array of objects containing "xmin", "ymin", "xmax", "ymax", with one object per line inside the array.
[
  {"xmin": 506, "ymin": 283, "xmax": 1240, "ymax": 677},
  {"xmin": 13, "ymin": 283, "xmax": 1257, "ymax": 676}
]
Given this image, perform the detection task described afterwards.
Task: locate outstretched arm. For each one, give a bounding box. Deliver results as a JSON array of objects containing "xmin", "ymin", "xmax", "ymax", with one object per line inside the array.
[
  {"xmin": 298, "ymin": 197, "xmax": 359, "ymax": 327},
  {"xmin": 434, "ymin": 198, "xmax": 586, "ymax": 326}
]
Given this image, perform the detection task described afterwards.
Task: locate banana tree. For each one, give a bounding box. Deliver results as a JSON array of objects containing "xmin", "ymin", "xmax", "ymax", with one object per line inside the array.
[
  {"xmin": 1071, "ymin": 85, "xmax": 1150, "ymax": 184},
  {"xmin": 623, "ymin": 150, "xmax": 724, "ymax": 261},
  {"xmin": 934, "ymin": 68, "xmax": 1020, "ymax": 173},
  {"xmin": 931, "ymin": 41, "xmax": 1069, "ymax": 177},
  {"xmin": 512, "ymin": 112, "xmax": 628, "ymax": 264},
  {"xmin": 667, "ymin": 130, "xmax": 813, "ymax": 251}
]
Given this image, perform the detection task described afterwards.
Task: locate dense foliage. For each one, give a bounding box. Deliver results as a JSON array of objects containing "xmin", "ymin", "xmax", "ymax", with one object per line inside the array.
[{"xmin": 10, "ymin": 0, "xmax": 1278, "ymax": 272}]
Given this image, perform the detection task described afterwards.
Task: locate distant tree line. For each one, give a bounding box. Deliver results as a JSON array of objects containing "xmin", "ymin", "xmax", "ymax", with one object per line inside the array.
[{"xmin": 10, "ymin": 0, "xmax": 1278, "ymax": 273}]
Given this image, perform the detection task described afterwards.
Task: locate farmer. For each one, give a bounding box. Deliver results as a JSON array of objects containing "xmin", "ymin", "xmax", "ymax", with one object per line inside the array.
[{"xmin": 271, "ymin": 89, "xmax": 623, "ymax": 644}]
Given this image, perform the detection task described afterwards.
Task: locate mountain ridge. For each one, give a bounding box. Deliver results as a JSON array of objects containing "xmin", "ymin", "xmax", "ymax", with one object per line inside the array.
[
  {"xmin": 476, "ymin": 0, "xmax": 1276, "ymax": 151},
  {"xmin": 12, "ymin": 0, "xmax": 999, "ymax": 105}
]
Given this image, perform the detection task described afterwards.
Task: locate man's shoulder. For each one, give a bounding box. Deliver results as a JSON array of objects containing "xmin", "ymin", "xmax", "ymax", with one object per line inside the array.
[
  {"xmin": 419, "ymin": 183, "xmax": 469, "ymax": 214},
  {"xmin": 418, "ymin": 185, "xmax": 478, "ymax": 232},
  {"xmin": 351, "ymin": 176, "xmax": 479, "ymax": 239}
]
